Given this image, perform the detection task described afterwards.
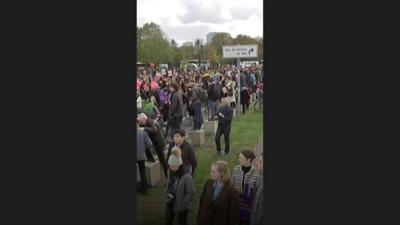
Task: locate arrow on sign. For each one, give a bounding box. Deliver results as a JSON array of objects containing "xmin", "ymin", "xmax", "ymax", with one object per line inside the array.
[{"xmin": 248, "ymin": 48, "xmax": 254, "ymax": 55}]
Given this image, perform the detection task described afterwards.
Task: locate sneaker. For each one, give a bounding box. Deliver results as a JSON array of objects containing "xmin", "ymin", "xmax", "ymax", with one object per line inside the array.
[{"xmin": 216, "ymin": 151, "xmax": 221, "ymax": 157}]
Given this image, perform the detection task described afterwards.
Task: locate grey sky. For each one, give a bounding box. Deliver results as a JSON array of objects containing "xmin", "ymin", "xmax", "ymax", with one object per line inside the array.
[{"xmin": 137, "ymin": 0, "xmax": 263, "ymax": 46}]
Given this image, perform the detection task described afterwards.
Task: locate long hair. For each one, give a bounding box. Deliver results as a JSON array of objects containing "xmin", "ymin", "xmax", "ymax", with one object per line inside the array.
[{"xmin": 212, "ymin": 160, "xmax": 231, "ymax": 184}]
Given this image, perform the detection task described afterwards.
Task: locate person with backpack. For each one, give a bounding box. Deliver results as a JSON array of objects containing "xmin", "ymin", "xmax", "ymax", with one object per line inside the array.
[{"xmin": 207, "ymin": 77, "xmax": 221, "ymax": 121}]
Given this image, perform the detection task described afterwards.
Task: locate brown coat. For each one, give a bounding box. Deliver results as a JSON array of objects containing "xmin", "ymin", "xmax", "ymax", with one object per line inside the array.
[{"xmin": 197, "ymin": 179, "xmax": 240, "ymax": 225}]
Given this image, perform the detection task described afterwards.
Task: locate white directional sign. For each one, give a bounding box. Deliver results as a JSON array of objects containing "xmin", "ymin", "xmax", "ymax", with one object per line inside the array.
[{"xmin": 222, "ymin": 45, "xmax": 258, "ymax": 58}]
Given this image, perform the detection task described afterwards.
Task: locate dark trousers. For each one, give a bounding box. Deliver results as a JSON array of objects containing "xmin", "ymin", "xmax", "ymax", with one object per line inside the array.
[
  {"xmin": 215, "ymin": 125, "xmax": 231, "ymax": 154},
  {"xmin": 165, "ymin": 203, "xmax": 188, "ymax": 225},
  {"xmin": 155, "ymin": 145, "xmax": 168, "ymax": 178},
  {"xmin": 242, "ymin": 103, "xmax": 246, "ymax": 114},
  {"xmin": 193, "ymin": 102, "xmax": 202, "ymax": 130},
  {"xmin": 145, "ymin": 148, "xmax": 155, "ymax": 162},
  {"xmin": 137, "ymin": 160, "xmax": 147, "ymax": 194},
  {"xmin": 168, "ymin": 117, "xmax": 182, "ymax": 139}
]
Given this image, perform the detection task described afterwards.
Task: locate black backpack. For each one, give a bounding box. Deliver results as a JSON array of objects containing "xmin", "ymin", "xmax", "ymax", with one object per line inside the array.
[
  {"xmin": 198, "ymin": 87, "xmax": 208, "ymax": 103},
  {"xmin": 213, "ymin": 83, "xmax": 221, "ymax": 99}
]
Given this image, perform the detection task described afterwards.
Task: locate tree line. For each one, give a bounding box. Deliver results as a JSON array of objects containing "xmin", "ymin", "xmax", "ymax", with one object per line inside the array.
[{"xmin": 137, "ymin": 22, "xmax": 263, "ymax": 67}]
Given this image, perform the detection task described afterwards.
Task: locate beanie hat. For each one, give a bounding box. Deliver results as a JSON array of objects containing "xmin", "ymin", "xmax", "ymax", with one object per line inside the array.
[{"xmin": 168, "ymin": 147, "xmax": 183, "ymax": 166}]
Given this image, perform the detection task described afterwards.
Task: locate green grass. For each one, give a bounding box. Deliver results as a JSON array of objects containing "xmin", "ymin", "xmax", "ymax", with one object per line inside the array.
[{"xmin": 137, "ymin": 109, "xmax": 263, "ymax": 225}]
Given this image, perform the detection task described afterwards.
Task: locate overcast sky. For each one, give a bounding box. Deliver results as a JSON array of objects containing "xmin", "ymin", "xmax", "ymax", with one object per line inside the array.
[{"xmin": 137, "ymin": 0, "xmax": 263, "ymax": 46}]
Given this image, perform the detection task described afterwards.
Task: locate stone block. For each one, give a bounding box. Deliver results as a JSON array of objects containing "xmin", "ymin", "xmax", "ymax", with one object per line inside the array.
[
  {"xmin": 204, "ymin": 120, "xmax": 218, "ymax": 135},
  {"xmin": 136, "ymin": 161, "xmax": 161, "ymax": 186},
  {"xmin": 186, "ymin": 129, "xmax": 205, "ymax": 146}
]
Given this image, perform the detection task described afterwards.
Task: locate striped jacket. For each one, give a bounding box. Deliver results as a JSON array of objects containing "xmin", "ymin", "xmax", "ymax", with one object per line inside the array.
[
  {"xmin": 231, "ymin": 165, "xmax": 261, "ymax": 221},
  {"xmin": 250, "ymin": 175, "xmax": 263, "ymax": 225},
  {"xmin": 231, "ymin": 165, "xmax": 260, "ymax": 194}
]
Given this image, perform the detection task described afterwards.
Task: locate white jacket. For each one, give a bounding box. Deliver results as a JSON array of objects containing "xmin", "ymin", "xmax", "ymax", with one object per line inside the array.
[{"xmin": 137, "ymin": 96, "xmax": 142, "ymax": 109}]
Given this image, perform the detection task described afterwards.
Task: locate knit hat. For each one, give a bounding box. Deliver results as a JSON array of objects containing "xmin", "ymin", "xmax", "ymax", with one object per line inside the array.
[{"xmin": 168, "ymin": 147, "xmax": 183, "ymax": 166}]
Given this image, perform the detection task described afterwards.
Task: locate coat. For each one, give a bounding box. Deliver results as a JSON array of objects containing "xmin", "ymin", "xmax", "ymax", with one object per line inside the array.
[
  {"xmin": 197, "ymin": 179, "xmax": 240, "ymax": 225},
  {"xmin": 136, "ymin": 129, "xmax": 153, "ymax": 161},
  {"xmin": 166, "ymin": 166, "xmax": 195, "ymax": 213},
  {"xmin": 218, "ymin": 105, "xmax": 233, "ymax": 127},
  {"xmin": 250, "ymin": 176, "xmax": 263, "ymax": 225},
  {"xmin": 207, "ymin": 82, "xmax": 220, "ymax": 101},
  {"xmin": 167, "ymin": 141, "xmax": 197, "ymax": 175},
  {"xmin": 169, "ymin": 90, "xmax": 184, "ymax": 118},
  {"xmin": 190, "ymin": 85, "xmax": 202, "ymax": 105},
  {"xmin": 231, "ymin": 165, "xmax": 260, "ymax": 221},
  {"xmin": 143, "ymin": 118, "xmax": 165, "ymax": 149}
]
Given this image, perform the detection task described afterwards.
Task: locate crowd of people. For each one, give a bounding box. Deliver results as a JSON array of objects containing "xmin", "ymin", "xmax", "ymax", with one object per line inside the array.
[
  {"xmin": 137, "ymin": 64, "xmax": 263, "ymax": 134},
  {"xmin": 136, "ymin": 63, "xmax": 264, "ymax": 225}
]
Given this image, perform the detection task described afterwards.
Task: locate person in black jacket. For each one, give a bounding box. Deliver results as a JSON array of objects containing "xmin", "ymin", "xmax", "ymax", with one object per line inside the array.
[
  {"xmin": 240, "ymin": 86, "xmax": 250, "ymax": 114},
  {"xmin": 187, "ymin": 82, "xmax": 203, "ymax": 130},
  {"xmin": 207, "ymin": 78, "xmax": 221, "ymax": 121},
  {"xmin": 215, "ymin": 98, "xmax": 233, "ymax": 157},
  {"xmin": 138, "ymin": 112, "xmax": 168, "ymax": 178},
  {"xmin": 168, "ymin": 82, "xmax": 184, "ymax": 139},
  {"xmin": 167, "ymin": 129, "xmax": 197, "ymax": 176}
]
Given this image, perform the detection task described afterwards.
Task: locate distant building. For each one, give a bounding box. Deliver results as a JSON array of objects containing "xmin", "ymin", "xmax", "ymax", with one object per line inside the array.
[
  {"xmin": 182, "ymin": 41, "xmax": 193, "ymax": 46},
  {"xmin": 206, "ymin": 32, "xmax": 217, "ymax": 43}
]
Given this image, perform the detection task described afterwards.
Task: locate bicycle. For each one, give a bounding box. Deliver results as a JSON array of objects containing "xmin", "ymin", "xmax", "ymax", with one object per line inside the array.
[{"xmin": 254, "ymin": 89, "xmax": 263, "ymax": 112}]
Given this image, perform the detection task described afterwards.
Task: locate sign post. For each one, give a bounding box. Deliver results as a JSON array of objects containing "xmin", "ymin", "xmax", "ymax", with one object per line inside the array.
[
  {"xmin": 237, "ymin": 57, "xmax": 240, "ymax": 116},
  {"xmin": 222, "ymin": 44, "xmax": 258, "ymax": 117}
]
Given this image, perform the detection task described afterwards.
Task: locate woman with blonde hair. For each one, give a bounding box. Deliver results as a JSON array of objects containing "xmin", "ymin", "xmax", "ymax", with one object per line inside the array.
[{"xmin": 197, "ymin": 160, "xmax": 240, "ymax": 225}]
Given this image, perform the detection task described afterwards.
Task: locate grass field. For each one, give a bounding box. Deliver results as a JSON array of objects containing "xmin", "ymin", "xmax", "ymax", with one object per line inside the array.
[{"xmin": 137, "ymin": 109, "xmax": 263, "ymax": 225}]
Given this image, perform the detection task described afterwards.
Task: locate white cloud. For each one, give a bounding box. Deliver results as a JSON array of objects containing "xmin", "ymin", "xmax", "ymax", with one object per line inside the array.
[{"xmin": 137, "ymin": 0, "xmax": 263, "ymax": 44}]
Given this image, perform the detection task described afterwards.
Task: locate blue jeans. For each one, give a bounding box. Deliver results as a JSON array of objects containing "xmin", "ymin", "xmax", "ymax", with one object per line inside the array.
[
  {"xmin": 208, "ymin": 100, "xmax": 219, "ymax": 120},
  {"xmin": 193, "ymin": 102, "xmax": 203, "ymax": 130}
]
